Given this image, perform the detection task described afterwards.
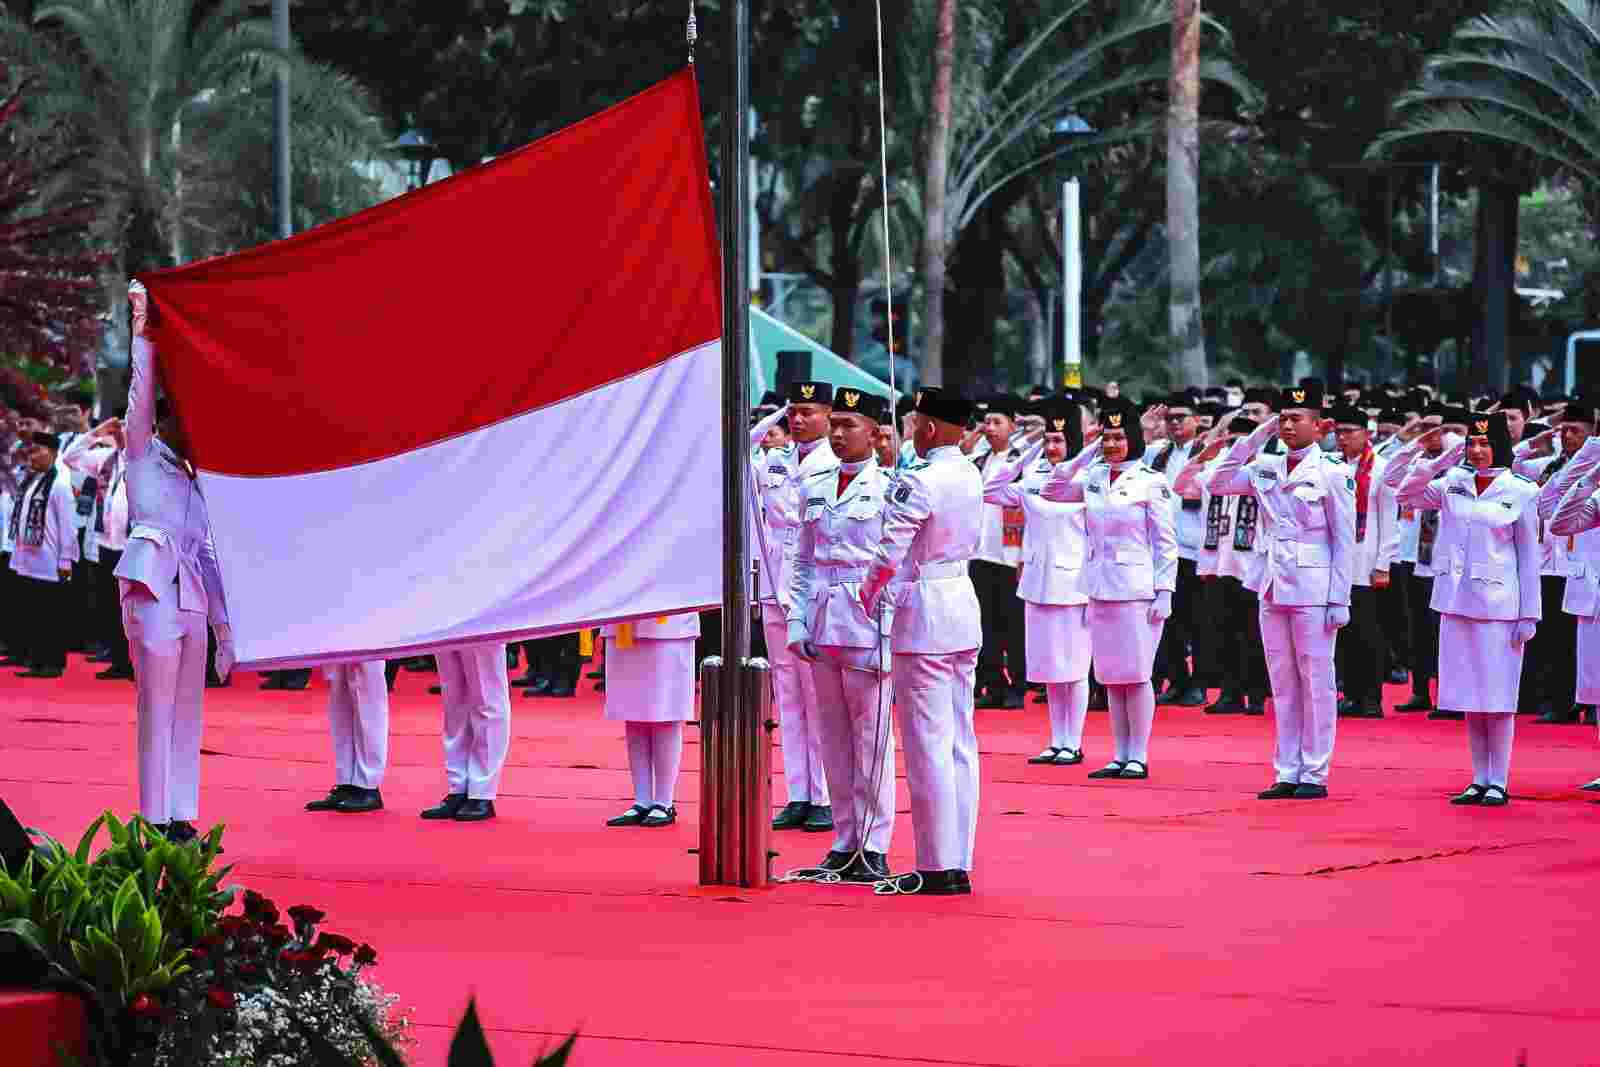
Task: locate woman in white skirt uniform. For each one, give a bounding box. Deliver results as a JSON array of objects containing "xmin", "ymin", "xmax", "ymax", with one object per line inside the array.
[
  {"xmin": 981, "ymin": 398, "xmax": 1092, "ymax": 766},
  {"xmin": 1546, "ymin": 434, "xmax": 1600, "ymax": 791},
  {"xmin": 1042, "ymin": 399, "xmax": 1178, "ymax": 780},
  {"xmin": 603, "ymin": 613, "xmax": 700, "ymax": 828},
  {"xmin": 1397, "ymin": 412, "xmax": 1540, "ymax": 807}
]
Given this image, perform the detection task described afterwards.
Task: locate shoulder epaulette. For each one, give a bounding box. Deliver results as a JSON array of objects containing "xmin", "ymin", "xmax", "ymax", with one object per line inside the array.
[
  {"xmin": 1513, "ymin": 473, "xmax": 1536, "ymax": 484},
  {"xmin": 804, "ymin": 465, "xmax": 839, "ymax": 484},
  {"xmin": 907, "ymin": 460, "xmax": 931, "ymax": 472}
]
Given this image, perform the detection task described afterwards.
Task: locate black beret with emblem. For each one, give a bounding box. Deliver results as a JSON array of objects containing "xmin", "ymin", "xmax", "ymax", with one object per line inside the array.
[
  {"xmin": 759, "ymin": 390, "xmax": 783, "ymax": 407},
  {"xmin": 1280, "ymin": 380, "xmax": 1324, "ymax": 412},
  {"xmin": 912, "ymin": 386, "xmax": 975, "ymax": 427},
  {"xmin": 786, "ymin": 380, "xmax": 834, "ymax": 406},
  {"xmin": 835, "ymin": 387, "xmax": 889, "ymax": 424},
  {"xmin": 1039, "ymin": 397, "xmax": 1084, "ymax": 454},
  {"xmin": 1096, "ymin": 398, "xmax": 1145, "ymax": 456},
  {"xmin": 1328, "ymin": 403, "xmax": 1367, "ymax": 428},
  {"xmin": 1376, "ymin": 407, "xmax": 1408, "ymax": 426},
  {"xmin": 1466, "ymin": 410, "xmax": 1515, "ymax": 468},
  {"xmin": 1562, "ymin": 397, "xmax": 1599, "ymax": 426}
]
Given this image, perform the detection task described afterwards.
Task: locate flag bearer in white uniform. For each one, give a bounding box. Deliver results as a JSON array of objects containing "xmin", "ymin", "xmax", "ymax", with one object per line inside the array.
[
  {"xmin": 7, "ymin": 430, "xmax": 79, "ymax": 677},
  {"xmin": 1208, "ymin": 381, "xmax": 1356, "ymax": 800},
  {"xmin": 860, "ymin": 387, "xmax": 983, "ymax": 896},
  {"xmin": 1042, "ymin": 399, "xmax": 1178, "ymax": 781},
  {"xmin": 602, "ymin": 613, "xmax": 700, "ymax": 829},
  {"xmin": 787, "ymin": 389, "xmax": 897, "ymax": 883},
  {"xmin": 750, "ymin": 380, "xmax": 836, "ymax": 833},
  {"xmin": 982, "ymin": 399, "xmax": 1092, "ymax": 766},
  {"xmin": 1331, "ymin": 404, "xmax": 1401, "ymax": 719},
  {"xmin": 120, "ymin": 282, "xmax": 234, "ymax": 843},
  {"xmin": 305, "ymin": 661, "xmax": 390, "ymax": 814},
  {"xmin": 1398, "ymin": 413, "xmax": 1540, "ymax": 807},
  {"xmin": 1544, "ymin": 434, "xmax": 1600, "ymax": 791},
  {"xmin": 420, "ymin": 644, "xmax": 512, "ymax": 823}
]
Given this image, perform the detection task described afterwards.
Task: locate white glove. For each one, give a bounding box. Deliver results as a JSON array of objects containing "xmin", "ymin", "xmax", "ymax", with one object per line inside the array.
[
  {"xmin": 1247, "ymin": 414, "xmax": 1281, "ymax": 450},
  {"xmin": 213, "ymin": 623, "xmax": 235, "ymax": 681},
  {"xmin": 1512, "ymin": 620, "xmax": 1537, "ymax": 648},
  {"xmin": 785, "ymin": 619, "xmax": 818, "ymax": 662},
  {"xmin": 128, "ymin": 279, "xmax": 148, "ymax": 337},
  {"xmin": 1148, "ymin": 590, "xmax": 1172, "ymax": 625},
  {"xmin": 1325, "ymin": 604, "xmax": 1350, "ymax": 631}
]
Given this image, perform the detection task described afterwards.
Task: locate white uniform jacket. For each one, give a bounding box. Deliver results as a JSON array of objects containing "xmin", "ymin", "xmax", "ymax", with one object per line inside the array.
[
  {"xmin": 1544, "ymin": 449, "xmax": 1600, "ymax": 619},
  {"xmin": 983, "ymin": 447, "xmax": 1087, "ymax": 606},
  {"xmin": 1398, "ymin": 463, "xmax": 1542, "ymax": 623},
  {"xmin": 1350, "ymin": 450, "xmax": 1402, "ymax": 586},
  {"xmin": 114, "ymin": 337, "xmax": 229, "ymax": 626},
  {"xmin": 788, "ymin": 459, "xmax": 895, "ymax": 652},
  {"xmin": 601, "ymin": 613, "xmax": 701, "ymax": 641},
  {"xmin": 871, "ymin": 444, "xmax": 983, "ymax": 654},
  {"xmin": 1207, "ymin": 440, "xmax": 1356, "ymax": 608},
  {"xmin": 1041, "ymin": 450, "xmax": 1178, "ymax": 603},
  {"xmin": 8, "ymin": 462, "xmax": 80, "ymax": 581},
  {"xmin": 752, "ymin": 437, "xmax": 836, "ymax": 611}
]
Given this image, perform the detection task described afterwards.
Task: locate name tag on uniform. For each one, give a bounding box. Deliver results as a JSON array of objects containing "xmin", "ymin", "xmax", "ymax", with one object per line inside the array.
[
  {"xmin": 894, "ymin": 485, "xmax": 912, "ymax": 503},
  {"xmin": 806, "ymin": 497, "xmax": 826, "ymax": 507},
  {"xmin": 1027, "ymin": 487, "xmax": 1041, "ymax": 496},
  {"xmin": 1447, "ymin": 485, "xmax": 1471, "ymax": 497},
  {"xmin": 1086, "ymin": 483, "xmax": 1103, "ymax": 494},
  {"xmin": 1256, "ymin": 469, "xmax": 1278, "ymax": 481},
  {"xmin": 1501, "ymin": 501, "xmax": 1513, "ymax": 510}
]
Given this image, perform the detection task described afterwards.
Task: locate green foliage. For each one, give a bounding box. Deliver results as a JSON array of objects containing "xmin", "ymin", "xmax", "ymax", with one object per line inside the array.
[{"xmin": 437, "ymin": 997, "xmax": 574, "ymax": 1067}]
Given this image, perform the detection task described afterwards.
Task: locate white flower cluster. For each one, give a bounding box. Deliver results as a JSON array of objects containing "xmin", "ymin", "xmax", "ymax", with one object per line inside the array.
[{"xmin": 149, "ymin": 970, "xmax": 413, "ymax": 1067}]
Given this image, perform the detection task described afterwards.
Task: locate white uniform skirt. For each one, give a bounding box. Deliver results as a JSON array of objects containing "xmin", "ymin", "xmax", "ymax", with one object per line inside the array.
[
  {"xmin": 1578, "ymin": 616, "xmax": 1600, "ymax": 705},
  {"xmin": 603, "ymin": 638, "xmax": 697, "ymax": 722},
  {"xmin": 1024, "ymin": 601, "xmax": 1090, "ymax": 683},
  {"xmin": 1087, "ymin": 599, "xmax": 1161, "ymax": 685},
  {"xmin": 1437, "ymin": 615, "xmax": 1525, "ymax": 714}
]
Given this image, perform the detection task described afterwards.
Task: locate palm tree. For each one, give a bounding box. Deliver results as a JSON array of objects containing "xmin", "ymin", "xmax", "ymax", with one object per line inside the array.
[
  {"xmin": 1168, "ymin": 0, "xmax": 1205, "ymax": 389},
  {"xmin": 1367, "ymin": 0, "xmax": 1600, "ymax": 389},
  {"xmin": 0, "ymin": 0, "xmax": 388, "ymax": 277}
]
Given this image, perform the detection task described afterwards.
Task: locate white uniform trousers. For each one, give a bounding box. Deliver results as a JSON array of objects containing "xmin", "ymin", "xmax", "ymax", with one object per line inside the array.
[
  {"xmin": 123, "ymin": 587, "xmax": 206, "ymax": 825},
  {"xmin": 811, "ymin": 651, "xmax": 896, "ymax": 854},
  {"xmin": 325, "ymin": 661, "xmax": 389, "ymax": 789},
  {"xmin": 762, "ymin": 603, "xmax": 828, "ymax": 805},
  {"xmin": 438, "ymin": 644, "xmax": 512, "ymax": 800},
  {"xmin": 1259, "ymin": 599, "xmax": 1339, "ymax": 786},
  {"xmin": 891, "ymin": 648, "xmax": 980, "ymax": 872}
]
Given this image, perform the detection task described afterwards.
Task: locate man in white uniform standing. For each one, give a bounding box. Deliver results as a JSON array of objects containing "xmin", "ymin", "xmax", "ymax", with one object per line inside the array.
[
  {"xmin": 421, "ymin": 644, "xmax": 512, "ymax": 822},
  {"xmin": 862, "ymin": 386, "xmax": 983, "ymax": 896},
  {"xmin": 120, "ymin": 281, "xmax": 235, "ymax": 842},
  {"xmin": 788, "ymin": 389, "xmax": 897, "ymax": 883},
  {"xmin": 753, "ymin": 380, "xmax": 835, "ymax": 833},
  {"xmin": 306, "ymin": 661, "xmax": 391, "ymax": 814},
  {"xmin": 1208, "ymin": 382, "xmax": 1356, "ymax": 799}
]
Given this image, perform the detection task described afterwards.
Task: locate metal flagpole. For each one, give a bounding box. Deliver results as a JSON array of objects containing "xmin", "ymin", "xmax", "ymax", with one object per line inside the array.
[
  {"xmin": 272, "ymin": 0, "xmax": 291, "ymax": 240},
  {"xmin": 700, "ymin": 0, "xmax": 771, "ymax": 888}
]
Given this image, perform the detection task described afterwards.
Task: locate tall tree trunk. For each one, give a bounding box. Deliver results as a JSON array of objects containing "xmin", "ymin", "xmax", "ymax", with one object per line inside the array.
[
  {"xmin": 1167, "ymin": 0, "xmax": 1206, "ymax": 389},
  {"xmin": 1470, "ymin": 180, "xmax": 1518, "ymax": 394},
  {"xmin": 919, "ymin": 0, "xmax": 957, "ymax": 388}
]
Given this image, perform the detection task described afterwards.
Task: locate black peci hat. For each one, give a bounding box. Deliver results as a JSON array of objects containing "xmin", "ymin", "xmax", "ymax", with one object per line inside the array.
[
  {"xmin": 1466, "ymin": 410, "xmax": 1516, "ymax": 468},
  {"xmin": 1281, "ymin": 381, "xmax": 1325, "ymax": 412},
  {"xmin": 835, "ymin": 387, "xmax": 889, "ymax": 424},
  {"xmin": 1097, "ymin": 399, "xmax": 1145, "ymax": 456},
  {"xmin": 29, "ymin": 431, "xmax": 58, "ymax": 450},
  {"xmin": 1328, "ymin": 404, "xmax": 1367, "ymax": 428},
  {"xmin": 1243, "ymin": 386, "xmax": 1280, "ymax": 410},
  {"xmin": 1039, "ymin": 397, "xmax": 1085, "ymax": 454},
  {"xmin": 1228, "ymin": 416, "xmax": 1259, "ymax": 435},
  {"xmin": 786, "ymin": 380, "xmax": 834, "ymax": 406},
  {"xmin": 913, "ymin": 386, "xmax": 975, "ymax": 427}
]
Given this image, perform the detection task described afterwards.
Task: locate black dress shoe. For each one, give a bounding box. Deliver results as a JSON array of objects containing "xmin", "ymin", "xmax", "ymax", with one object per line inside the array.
[
  {"xmin": 771, "ymin": 801, "xmax": 810, "ymax": 831},
  {"xmin": 428, "ymin": 684, "xmax": 443, "ymax": 695},
  {"xmin": 1387, "ymin": 667, "xmax": 1410, "ymax": 685},
  {"xmin": 1245, "ymin": 695, "xmax": 1268, "ymax": 716},
  {"xmin": 876, "ymin": 869, "xmax": 972, "ymax": 896},
  {"xmin": 165, "ymin": 821, "xmax": 203, "ymax": 845},
  {"xmin": 1579, "ymin": 777, "xmax": 1600, "ymax": 793},
  {"xmin": 420, "ymin": 793, "xmax": 467, "ymax": 820},
  {"xmin": 1087, "ymin": 688, "xmax": 1108, "ymax": 711},
  {"xmin": 333, "ymin": 788, "xmax": 383, "ymax": 814},
  {"xmin": 453, "ymin": 799, "xmax": 496, "ymax": 822},
  {"xmin": 1292, "ymin": 784, "xmax": 1328, "ymax": 799},
  {"xmin": 1205, "ymin": 693, "xmax": 1245, "ymax": 714},
  {"xmin": 640, "ymin": 804, "xmax": 675, "ymax": 827},
  {"xmin": 1257, "ymin": 781, "xmax": 1299, "ymax": 800},
  {"xmin": 973, "ymin": 691, "xmax": 1004, "ymax": 710},
  {"xmin": 306, "ymin": 785, "xmax": 358, "ymax": 812},
  {"xmin": 205, "ymin": 676, "xmax": 231, "ymax": 689},
  {"xmin": 840, "ymin": 851, "xmax": 891, "ymax": 884},
  {"xmin": 1027, "ymin": 747, "xmax": 1062, "ymax": 765},
  {"xmin": 606, "ymin": 804, "xmax": 651, "ymax": 827},
  {"xmin": 510, "ymin": 673, "xmax": 547, "ymax": 690},
  {"xmin": 818, "ymin": 850, "xmax": 854, "ymax": 872},
  {"xmin": 1336, "ymin": 698, "xmax": 1359, "ymax": 718},
  {"xmin": 546, "ymin": 682, "xmax": 576, "ymax": 698},
  {"xmin": 1170, "ymin": 686, "xmax": 1207, "ymax": 707},
  {"xmin": 1118, "ymin": 760, "xmax": 1149, "ymax": 780},
  {"xmin": 1427, "ymin": 709, "xmax": 1465, "ymax": 721},
  {"xmin": 1479, "ymin": 785, "xmax": 1508, "ymax": 807},
  {"xmin": 803, "ymin": 805, "xmax": 834, "ymax": 832},
  {"xmin": 260, "ymin": 674, "xmax": 285, "ymax": 690},
  {"xmin": 1450, "ymin": 784, "xmax": 1486, "ymax": 805},
  {"xmin": 16, "ymin": 668, "xmax": 63, "ymax": 679},
  {"xmin": 97, "ymin": 667, "xmax": 135, "ymax": 680},
  {"xmin": 1395, "ymin": 696, "xmax": 1434, "ymax": 712},
  {"xmin": 1354, "ymin": 701, "xmax": 1384, "ymax": 719},
  {"xmin": 1031, "ymin": 691, "xmax": 1048, "ymax": 704},
  {"xmin": 1051, "ymin": 748, "xmax": 1084, "ymax": 766},
  {"xmin": 1086, "ymin": 762, "xmax": 1126, "ymax": 779},
  {"xmin": 1582, "ymin": 706, "xmax": 1597, "ymax": 726},
  {"xmin": 1536, "ymin": 705, "xmax": 1580, "ymax": 724}
]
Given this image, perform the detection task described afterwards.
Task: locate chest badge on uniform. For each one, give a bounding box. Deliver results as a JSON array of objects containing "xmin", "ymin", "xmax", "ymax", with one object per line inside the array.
[{"xmin": 894, "ymin": 485, "xmax": 911, "ymax": 503}]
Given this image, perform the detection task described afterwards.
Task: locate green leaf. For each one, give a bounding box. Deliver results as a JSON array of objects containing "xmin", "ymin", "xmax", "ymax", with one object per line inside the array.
[
  {"xmin": 351, "ymin": 1010, "xmax": 411, "ymax": 1067},
  {"xmin": 109, "ymin": 873, "xmax": 139, "ymax": 935},
  {"xmin": 73, "ymin": 814, "xmax": 106, "ymax": 865},
  {"xmin": 295, "ymin": 1011, "xmax": 367, "ymax": 1067},
  {"xmin": 534, "ymin": 1033, "xmax": 578, "ymax": 1067},
  {"xmin": 135, "ymin": 905, "xmax": 162, "ymax": 975},
  {"xmin": 0, "ymin": 916, "xmax": 53, "ymax": 960},
  {"xmin": 448, "ymin": 998, "xmax": 496, "ymax": 1067},
  {"xmin": 103, "ymin": 814, "xmax": 126, "ymax": 848}
]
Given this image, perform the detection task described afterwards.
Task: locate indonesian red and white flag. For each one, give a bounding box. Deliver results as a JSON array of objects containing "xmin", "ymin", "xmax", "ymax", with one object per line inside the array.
[{"xmin": 138, "ymin": 71, "xmax": 722, "ymax": 670}]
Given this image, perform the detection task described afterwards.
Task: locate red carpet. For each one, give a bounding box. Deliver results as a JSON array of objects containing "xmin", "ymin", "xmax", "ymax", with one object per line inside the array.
[{"xmin": 2, "ymin": 659, "xmax": 1597, "ymax": 1066}]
